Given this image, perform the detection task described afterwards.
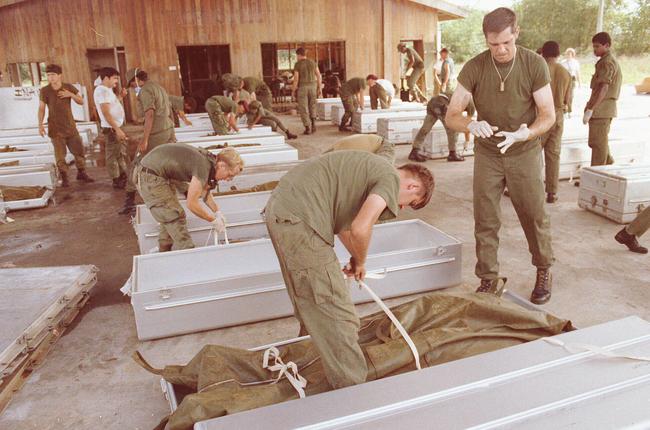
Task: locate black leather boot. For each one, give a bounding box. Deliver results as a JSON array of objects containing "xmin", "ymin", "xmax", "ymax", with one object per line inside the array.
[{"xmin": 530, "ymin": 269, "xmax": 552, "ymax": 304}]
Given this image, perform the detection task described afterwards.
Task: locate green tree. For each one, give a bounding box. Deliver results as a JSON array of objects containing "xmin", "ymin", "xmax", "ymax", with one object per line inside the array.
[{"xmin": 440, "ymin": 9, "xmax": 486, "ymax": 63}]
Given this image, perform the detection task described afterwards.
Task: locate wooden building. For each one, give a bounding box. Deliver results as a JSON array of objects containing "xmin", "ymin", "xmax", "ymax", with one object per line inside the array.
[{"xmin": 0, "ymin": 0, "xmax": 465, "ymax": 114}]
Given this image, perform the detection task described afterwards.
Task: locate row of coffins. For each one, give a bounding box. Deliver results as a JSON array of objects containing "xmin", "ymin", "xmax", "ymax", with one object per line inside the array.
[
  {"xmin": 0, "ymin": 163, "xmax": 56, "ymax": 212},
  {"xmin": 0, "ymin": 266, "xmax": 98, "ymax": 413},
  {"xmin": 316, "ymin": 96, "xmax": 403, "ymax": 121},
  {"xmin": 330, "ymin": 103, "xmax": 424, "ymax": 129}
]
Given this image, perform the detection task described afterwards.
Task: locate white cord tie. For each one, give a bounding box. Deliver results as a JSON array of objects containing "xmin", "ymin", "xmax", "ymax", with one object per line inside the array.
[
  {"xmin": 543, "ymin": 337, "xmax": 650, "ymax": 362},
  {"xmin": 262, "ymin": 346, "xmax": 307, "ymax": 398}
]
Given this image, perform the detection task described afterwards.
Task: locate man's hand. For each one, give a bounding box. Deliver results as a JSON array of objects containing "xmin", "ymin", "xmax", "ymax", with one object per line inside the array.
[
  {"xmin": 137, "ymin": 138, "xmax": 148, "ymax": 154},
  {"xmin": 495, "ymin": 124, "xmax": 531, "ymax": 154},
  {"xmin": 468, "ymin": 120, "xmax": 498, "ymax": 138},
  {"xmin": 38, "ymin": 124, "xmax": 46, "ymax": 137},
  {"xmin": 119, "ymin": 88, "xmax": 128, "ymax": 100},
  {"xmin": 211, "ymin": 211, "xmax": 226, "ymax": 233},
  {"xmin": 116, "ymin": 128, "xmax": 128, "ymax": 141},
  {"xmin": 343, "ymin": 259, "xmax": 366, "ymax": 282},
  {"xmin": 57, "ymin": 89, "xmax": 75, "ymax": 99},
  {"xmin": 183, "ymin": 119, "xmax": 193, "ymax": 126},
  {"xmin": 583, "ymin": 109, "xmax": 593, "ymax": 125}
]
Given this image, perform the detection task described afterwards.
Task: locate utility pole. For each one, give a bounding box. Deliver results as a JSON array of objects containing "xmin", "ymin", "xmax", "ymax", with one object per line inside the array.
[{"xmin": 596, "ymin": 0, "xmax": 605, "ymax": 32}]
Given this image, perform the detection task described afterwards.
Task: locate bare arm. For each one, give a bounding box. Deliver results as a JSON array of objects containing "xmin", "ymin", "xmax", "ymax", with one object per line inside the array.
[
  {"xmin": 203, "ymin": 190, "xmax": 218, "ymax": 213},
  {"xmin": 586, "ymin": 83, "xmax": 609, "ymax": 111},
  {"xmin": 339, "ymin": 194, "xmax": 388, "ymax": 280},
  {"xmin": 445, "ymin": 83, "xmax": 474, "ymax": 132},
  {"xmin": 228, "ymin": 113, "xmax": 239, "ymax": 132},
  {"xmin": 528, "ymin": 83, "xmax": 555, "ymax": 138},
  {"xmin": 441, "ymin": 63, "xmax": 450, "ymax": 88},
  {"xmin": 38, "ymin": 101, "xmax": 46, "ymax": 136},
  {"xmin": 248, "ymin": 113, "xmax": 262, "ymax": 128},
  {"xmin": 357, "ymin": 91, "xmax": 364, "ymax": 110},
  {"xmin": 71, "ymin": 91, "xmax": 84, "ymax": 105},
  {"xmin": 178, "ymin": 110, "xmax": 192, "ymax": 126},
  {"xmin": 292, "ymin": 71, "xmax": 300, "ymax": 93},
  {"xmin": 187, "ymin": 177, "xmax": 217, "ymax": 222},
  {"xmin": 315, "ymin": 68, "xmax": 322, "ymax": 97}
]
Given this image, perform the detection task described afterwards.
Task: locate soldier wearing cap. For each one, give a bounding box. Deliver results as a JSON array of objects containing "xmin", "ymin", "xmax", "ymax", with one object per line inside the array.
[{"xmin": 135, "ymin": 144, "xmax": 243, "ymax": 251}]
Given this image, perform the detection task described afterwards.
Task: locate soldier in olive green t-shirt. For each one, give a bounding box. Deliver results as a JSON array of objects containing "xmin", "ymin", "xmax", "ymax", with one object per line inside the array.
[
  {"xmin": 205, "ymin": 95, "xmax": 247, "ymax": 135},
  {"xmin": 292, "ymin": 47, "xmax": 322, "ymax": 134},
  {"xmin": 397, "ymin": 43, "xmax": 426, "ymax": 102},
  {"xmin": 446, "ymin": 9, "xmax": 557, "ymax": 305},
  {"xmin": 339, "ymin": 77, "xmax": 366, "ymax": 131},
  {"xmin": 583, "ymin": 32, "xmax": 622, "ymax": 167},
  {"xmin": 265, "ymin": 152, "xmax": 433, "ymax": 390},
  {"xmin": 246, "ymin": 100, "xmax": 297, "ymax": 139},
  {"xmin": 243, "ymin": 76, "xmax": 273, "ymax": 111},
  {"xmin": 169, "ymin": 95, "xmax": 193, "ymax": 128},
  {"xmin": 120, "ymin": 68, "xmax": 175, "ymax": 215},
  {"xmin": 136, "ymin": 144, "xmax": 243, "ymax": 251},
  {"xmin": 540, "ymin": 41, "xmax": 572, "ymax": 202}
]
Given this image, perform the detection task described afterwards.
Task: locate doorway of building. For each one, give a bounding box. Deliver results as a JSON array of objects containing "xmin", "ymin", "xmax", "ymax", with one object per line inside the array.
[
  {"xmin": 86, "ymin": 47, "xmax": 131, "ymax": 121},
  {"xmin": 261, "ymin": 41, "xmax": 345, "ymax": 102},
  {"xmin": 176, "ymin": 45, "xmax": 231, "ymax": 113},
  {"xmin": 399, "ymin": 39, "xmax": 425, "ymax": 100}
]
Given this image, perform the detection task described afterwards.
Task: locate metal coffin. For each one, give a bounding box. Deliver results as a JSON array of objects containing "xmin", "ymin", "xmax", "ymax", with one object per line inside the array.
[
  {"xmin": 173, "ymin": 126, "xmax": 273, "ymax": 140},
  {"xmin": 0, "ymin": 128, "xmax": 93, "ymax": 147},
  {"xmin": 228, "ymin": 145, "xmax": 298, "ymax": 166},
  {"xmin": 558, "ymin": 138, "xmax": 646, "ymax": 180},
  {"xmin": 351, "ymin": 106, "xmax": 427, "ymax": 133},
  {"xmin": 330, "ymin": 103, "xmax": 423, "ymax": 127},
  {"xmin": 194, "ymin": 316, "xmax": 650, "ymax": 430},
  {"xmin": 411, "ymin": 126, "xmax": 475, "ymax": 159},
  {"xmin": 578, "ymin": 164, "xmax": 650, "ymax": 223},
  {"xmin": 317, "ymin": 97, "xmax": 401, "ymax": 121},
  {"xmin": 133, "ymin": 191, "xmax": 272, "ymax": 254},
  {"xmin": 129, "ymin": 220, "xmax": 462, "ymax": 340},
  {"xmin": 0, "ymin": 170, "xmax": 55, "ymax": 211},
  {"xmin": 376, "ymin": 115, "xmax": 427, "ymax": 144},
  {"xmin": 0, "ymin": 122, "xmax": 98, "ymax": 139}
]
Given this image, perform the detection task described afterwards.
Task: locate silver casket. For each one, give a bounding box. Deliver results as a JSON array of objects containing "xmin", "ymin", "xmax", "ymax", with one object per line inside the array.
[
  {"xmin": 129, "ymin": 219, "xmax": 462, "ymax": 340},
  {"xmin": 376, "ymin": 115, "xmax": 427, "ymax": 145},
  {"xmin": 0, "ymin": 169, "xmax": 55, "ymax": 211},
  {"xmin": 411, "ymin": 124, "xmax": 476, "ymax": 159},
  {"xmin": 578, "ymin": 163, "xmax": 650, "ymax": 223},
  {"xmin": 174, "ymin": 131, "xmax": 286, "ymax": 146},
  {"xmin": 557, "ymin": 138, "xmax": 646, "ymax": 180},
  {"xmin": 351, "ymin": 105, "xmax": 427, "ymax": 133}
]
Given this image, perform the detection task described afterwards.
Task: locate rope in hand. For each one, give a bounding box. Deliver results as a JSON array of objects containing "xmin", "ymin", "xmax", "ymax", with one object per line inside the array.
[
  {"xmin": 204, "ymin": 225, "xmax": 229, "ymax": 247},
  {"xmin": 351, "ymin": 272, "xmax": 422, "ymax": 370}
]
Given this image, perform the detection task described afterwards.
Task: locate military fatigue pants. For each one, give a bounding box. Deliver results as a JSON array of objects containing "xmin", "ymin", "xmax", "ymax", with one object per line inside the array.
[
  {"xmin": 103, "ymin": 128, "xmax": 128, "ymax": 179},
  {"xmin": 125, "ymin": 128, "xmax": 173, "ymax": 193},
  {"xmin": 265, "ymin": 198, "xmax": 367, "ymax": 389},
  {"xmin": 412, "ymin": 113, "xmax": 458, "ymax": 153},
  {"xmin": 627, "ymin": 206, "xmax": 650, "ymax": 238},
  {"xmin": 205, "ymin": 100, "xmax": 230, "ymax": 135},
  {"xmin": 588, "ymin": 118, "xmax": 614, "ymax": 166},
  {"xmin": 51, "ymin": 134, "xmax": 85, "ymax": 173},
  {"xmin": 407, "ymin": 66, "xmax": 426, "ymax": 102},
  {"xmin": 339, "ymin": 95, "xmax": 357, "ymax": 128},
  {"xmin": 135, "ymin": 166, "xmax": 194, "ymax": 251},
  {"xmin": 297, "ymin": 84, "xmax": 317, "ymax": 128},
  {"xmin": 248, "ymin": 112, "xmax": 289, "ymax": 133},
  {"xmin": 541, "ymin": 108, "xmax": 564, "ymax": 194},
  {"xmin": 473, "ymin": 145, "xmax": 554, "ymax": 280}
]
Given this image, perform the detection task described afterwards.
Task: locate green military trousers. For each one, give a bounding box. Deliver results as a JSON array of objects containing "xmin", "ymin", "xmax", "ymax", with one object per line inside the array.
[
  {"xmin": 473, "ymin": 145, "xmax": 554, "ymax": 280},
  {"xmin": 51, "ymin": 134, "xmax": 85, "ymax": 173},
  {"xmin": 541, "ymin": 108, "xmax": 564, "ymax": 194},
  {"xmin": 412, "ymin": 113, "xmax": 458, "ymax": 154},
  {"xmin": 265, "ymin": 198, "xmax": 367, "ymax": 389},
  {"xmin": 135, "ymin": 166, "xmax": 194, "ymax": 252},
  {"xmin": 407, "ymin": 66, "xmax": 426, "ymax": 102},
  {"xmin": 588, "ymin": 118, "xmax": 614, "ymax": 166},
  {"xmin": 627, "ymin": 206, "xmax": 650, "ymax": 238},
  {"xmin": 205, "ymin": 100, "xmax": 230, "ymax": 135},
  {"xmin": 248, "ymin": 112, "xmax": 289, "ymax": 133},
  {"xmin": 256, "ymin": 86, "xmax": 274, "ymax": 111},
  {"xmin": 297, "ymin": 83, "xmax": 317, "ymax": 128},
  {"xmin": 339, "ymin": 94, "xmax": 357, "ymax": 128},
  {"xmin": 103, "ymin": 128, "xmax": 129, "ymax": 179},
  {"xmin": 125, "ymin": 128, "xmax": 173, "ymax": 193}
]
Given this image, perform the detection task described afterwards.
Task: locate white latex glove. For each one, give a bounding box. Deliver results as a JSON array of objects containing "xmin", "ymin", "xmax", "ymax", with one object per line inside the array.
[
  {"xmin": 582, "ymin": 109, "xmax": 593, "ymax": 125},
  {"xmin": 468, "ymin": 120, "xmax": 498, "ymax": 138},
  {"xmin": 495, "ymin": 124, "xmax": 531, "ymax": 154},
  {"xmin": 211, "ymin": 211, "xmax": 226, "ymax": 233}
]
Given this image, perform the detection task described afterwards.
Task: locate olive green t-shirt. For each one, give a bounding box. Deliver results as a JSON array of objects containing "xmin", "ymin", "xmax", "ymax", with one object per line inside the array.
[
  {"xmin": 272, "ymin": 151, "xmax": 400, "ymax": 245},
  {"xmin": 169, "ymin": 95, "xmax": 185, "ymax": 113},
  {"xmin": 138, "ymin": 81, "xmax": 174, "ymax": 136},
  {"xmin": 327, "ymin": 134, "xmax": 395, "ymax": 163},
  {"xmin": 341, "ymin": 77, "xmax": 367, "ymax": 97},
  {"xmin": 457, "ymin": 46, "xmax": 550, "ymax": 156},
  {"xmin": 242, "ymin": 76, "xmax": 267, "ymax": 93},
  {"xmin": 209, "ymin": 95, "xmax": 237, "ymax": 114},
  {"xmin": 406, "ymin": 47, "xmax": 424, "ymax": 69},
  {"xmin": 141, "ymin": 143, "xmax": 213, "ymax": 186},
  {"xmin": 39, "ymin": 83, "xmax": 80, "ymax": 138},
  {"xmin": 293, "ymin": 59, "xmax": 318, "ymax": 86},
  {"xmin": 548, "ymin": 62, "xmax": 571, "ymax": 111},
  {"xmin": 590, "ymin": 52, "xmax": 622, "ymax": 119},
  {"xmin": 222, "ymin": 73, "xmax": 242, "ymax": 92}
]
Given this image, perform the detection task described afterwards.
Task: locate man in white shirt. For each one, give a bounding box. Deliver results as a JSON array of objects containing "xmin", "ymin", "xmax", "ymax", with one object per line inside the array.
[
  {"xmin": 560, "ymin": 48, "xmax": 581, "ymax": 117},
  {"xmin": 94, "ymin": 67, "xmax": 129, "ymax": 188}
]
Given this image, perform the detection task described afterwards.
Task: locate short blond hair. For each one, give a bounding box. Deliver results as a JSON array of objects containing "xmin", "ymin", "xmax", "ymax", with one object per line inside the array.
[{"xmin": 217, "ymin": 147, "xmax": 244, "ymax": 171}]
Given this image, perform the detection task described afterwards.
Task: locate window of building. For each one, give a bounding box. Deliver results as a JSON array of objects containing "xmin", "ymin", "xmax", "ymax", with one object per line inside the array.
[{"xmin": 6, "ymin": 62, "xmax": 47, "ymax": 87}]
